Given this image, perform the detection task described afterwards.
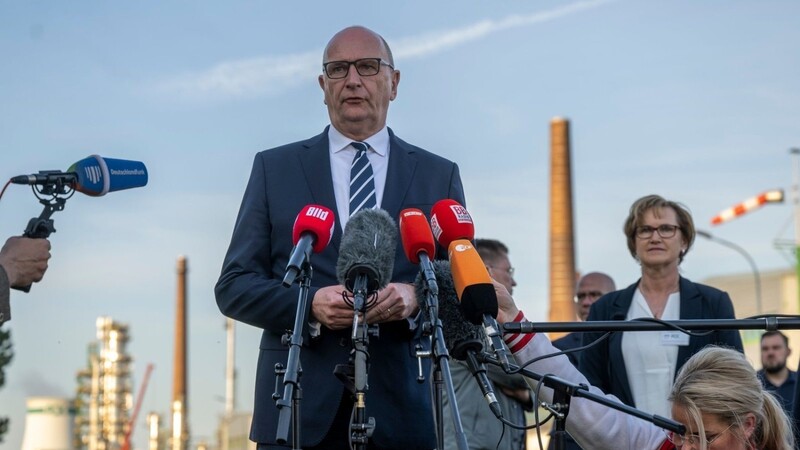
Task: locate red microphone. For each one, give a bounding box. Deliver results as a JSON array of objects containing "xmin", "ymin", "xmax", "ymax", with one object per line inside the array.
[
  {"xmin": 430, "ymin": 199, "xmax": 474, "ymax": 248},
  {"xmin": 399, "ymin": 208, "xmax": 436, "ymax": 264},
  {"xmin": 283, "ymin": 205, "xmax": 335, "ymax": 286},
  {"xmin": 399, "ymin": 208, "xmax": 439, "ymax": 296}
]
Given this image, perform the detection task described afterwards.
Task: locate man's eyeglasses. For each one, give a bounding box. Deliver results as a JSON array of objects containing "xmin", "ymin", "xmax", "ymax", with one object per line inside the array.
[
  {"xmin": 636, "ymin": 224, "xmax": 680, "ymax": 239},
  {"xmin": 322, "ymin": 58, "xmax": 394, "ymax": 79},
  {"xmin": 575, "ymin": 291, "xmax": 604, "ymax": 302},
  {"xmin": 487, "ymin": 266, "xmax": 515, "ymax": 276},
  {"xmin": 663, "ymin": 423, "xmax": 732, "ymax": 447}
]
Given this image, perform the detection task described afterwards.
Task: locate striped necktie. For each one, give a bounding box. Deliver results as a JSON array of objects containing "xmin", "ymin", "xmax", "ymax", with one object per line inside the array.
[{"xmin": 349, "ymin": 141, "xmax": 377, "ymax": 217}]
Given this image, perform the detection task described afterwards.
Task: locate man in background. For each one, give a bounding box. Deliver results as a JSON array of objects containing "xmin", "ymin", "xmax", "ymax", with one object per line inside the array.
[
  {"xmin": 758, "ymin": 331, "xmax": 796, "ymax": 416},
  {"xmin": 443, "ymin": 238, "xmax": 530, "ymax": 449},
  {"xmin": 553, "ymin": 272, "xmax": 616, "ymax": 366},
  {"xmin": 548, "ymin": 271, "xmax": 615, "ymax": 450}
]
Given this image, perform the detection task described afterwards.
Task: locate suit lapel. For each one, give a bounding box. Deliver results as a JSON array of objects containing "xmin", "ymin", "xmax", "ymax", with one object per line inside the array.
[
  {"xmin": 298, "ymin": 128, "xmax": 344, "ymax": 252},
  {"xmin": 676, "ymin": 277, "xmax": 703, "ymax": 373},
  {"xmin": 610, "ymin": 281, "xmax": 638, "ymax": 405},
  {"xmin": 381, "ymin": 128, "xmax": 416, "ymax": 218}
]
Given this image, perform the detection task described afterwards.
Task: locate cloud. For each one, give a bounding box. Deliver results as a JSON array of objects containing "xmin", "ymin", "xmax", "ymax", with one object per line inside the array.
[{"xmin": 156, "ymin": 0, "xmax": 616, "ymax": 101}]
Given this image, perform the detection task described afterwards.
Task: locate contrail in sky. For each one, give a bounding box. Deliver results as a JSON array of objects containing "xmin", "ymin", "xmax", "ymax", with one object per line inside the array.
[{"xmin": 158, "ymin": 0, "xmax": 616, "ymax": 100}]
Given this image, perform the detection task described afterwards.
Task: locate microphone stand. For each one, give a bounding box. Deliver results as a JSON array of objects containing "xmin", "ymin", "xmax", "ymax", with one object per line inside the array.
[
  {"xmin": 417, "ymin": 283, "xmax": 469, "ymax": 450},
  {"xmin": 350, "ymin": 274, "xmax": 377, "ymax": 450},
  {"xmin": 477, "ymin": 353, "xmax": 686, "ymax": 450},
  {"xmin": 503, "ymin": 316, "xmax": 800, "ymax": 333},
  {"xmin": 274, "ymin": 266, "xmax": 313, "ymax": 448}
]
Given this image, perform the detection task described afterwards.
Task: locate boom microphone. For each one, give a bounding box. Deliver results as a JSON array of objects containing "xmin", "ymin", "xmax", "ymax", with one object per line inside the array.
[
  {"xmin": 282, "ymin": 205, "xmax": 335, "ymax": 287},
  {"xmin": 12, "ymin": 155, "xmax": 148, "ymax": 197},
  {"xmin": 399, "ymin": 208, "xmax": 438, "ymax": 297},
  {"xmin": 430, "ymin": 199, "xmax": 474, "ymax": 248},
  {"xmin": 336, "ymin": 208, "xmax": 397, "ymax": 301},
  {"xmin": 449, "ymin": 239, "xmax": 512, "ymax": 373},
  {"xmin": 416, "ymin": 259, "xmax": 502, "ymax": 419}
]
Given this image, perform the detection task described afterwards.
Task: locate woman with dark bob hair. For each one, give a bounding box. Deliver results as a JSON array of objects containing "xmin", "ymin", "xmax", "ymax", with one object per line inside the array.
[{"xmin": 580, "ymin": 195, "xmax": 744, "ymax": 418}]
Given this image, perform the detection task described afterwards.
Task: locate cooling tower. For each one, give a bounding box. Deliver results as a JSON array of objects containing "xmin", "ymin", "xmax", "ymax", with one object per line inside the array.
[
  {"xmin": 548, "ymin": 117, "xmax": 577, "ymax": 338},
  {"xmin": 21, "ymin": 397, "xmax": 76, "ymax": 450}
]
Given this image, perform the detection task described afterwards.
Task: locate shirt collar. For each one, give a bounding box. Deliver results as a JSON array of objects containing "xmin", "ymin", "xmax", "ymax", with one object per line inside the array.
[{"xmin": 329, "ymin": 125, "xmax": 389, "ymax": 157}]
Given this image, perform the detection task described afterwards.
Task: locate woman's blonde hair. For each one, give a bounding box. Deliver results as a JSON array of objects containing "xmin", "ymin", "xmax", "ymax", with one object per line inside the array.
[{"xmin": 669, "ymin": 346, "xmax": 794, "ymax": 450}]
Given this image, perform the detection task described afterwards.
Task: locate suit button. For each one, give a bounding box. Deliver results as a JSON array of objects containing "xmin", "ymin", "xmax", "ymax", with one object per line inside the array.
[{"xmin": 339, "ymin": 338, "xmax": 348, "ymax": 347}]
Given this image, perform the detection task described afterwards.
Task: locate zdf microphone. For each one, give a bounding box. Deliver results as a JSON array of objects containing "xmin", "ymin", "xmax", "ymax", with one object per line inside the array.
[
  {"xmin": 430, "ymin": 199, "xmax": 474, "ymax": 248},
  {"xmin": 415, "ymin": 259, "xmax": 503, "ymax": 419},
  {"xmin": 399, "ymin": 208, "xmax": 438, "ymax": 297},
  {"xmin": 282, "ymin": 205, "xmax": 335, "ymax": 287},
  {"xmin": 449, "ymin": 239, "xmax": 513, "ymax": 373},
  {"xmin": 12, "ymin": 154, "xmax": 148, "ymax": 197}
]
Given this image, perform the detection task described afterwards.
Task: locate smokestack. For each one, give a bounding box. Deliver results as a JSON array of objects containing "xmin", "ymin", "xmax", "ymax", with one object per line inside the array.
[
  {"xmin": 172, "ymin": 255, "xmax": 189, "ymax": 450},
  {"xmin": 548, "ymin": 117, "xmax": 577, "ymax": 338}
]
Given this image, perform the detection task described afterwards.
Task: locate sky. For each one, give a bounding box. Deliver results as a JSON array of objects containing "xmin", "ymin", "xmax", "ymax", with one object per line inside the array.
[{"xmin": 1, "ymin": 1, "xmax": 799, "ymax": 448}]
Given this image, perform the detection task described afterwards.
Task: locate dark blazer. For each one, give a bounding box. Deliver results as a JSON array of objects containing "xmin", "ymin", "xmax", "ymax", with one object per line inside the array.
[
  {"xmin": 552, "ymin": 332, "xmax": 584, "ymax": 368},
  {"xmin": 579, "ymin": 277, "xmax": 744, "ymax": 408},
  {"xmin": 215, "ymin": 127, "xmax": 465, "ymax": 449}
]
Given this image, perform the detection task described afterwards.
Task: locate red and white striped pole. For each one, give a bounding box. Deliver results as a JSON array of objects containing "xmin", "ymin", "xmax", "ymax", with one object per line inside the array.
[{"xmin": 710, "ymin": 190, "xmax": 785, "ymax": 225}]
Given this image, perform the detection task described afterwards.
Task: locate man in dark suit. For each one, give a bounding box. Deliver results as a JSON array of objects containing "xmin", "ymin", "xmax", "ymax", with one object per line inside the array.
[
  {"xmin": 552, "ymin": 272, "xmax": 616, "ymax": 367},
  {"xmin": 547, "ymin": 272, "xmax": 615, "ymax": 450},
  {"xmin": 215, "ymin": 26, "xmax": 465, "ymax": 450}
]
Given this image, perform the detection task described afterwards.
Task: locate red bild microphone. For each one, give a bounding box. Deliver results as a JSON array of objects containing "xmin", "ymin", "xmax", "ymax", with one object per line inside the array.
[
  {"xmin": 292, "ymin": 205, "xmax": 335, "ymax": 253},
  {"xmin": 430, "ymin": 199, "xmax": 474, "ymax": 248},
  {"xmin": 284, "ymin": 205, "xmax": 335, "ymax": 286},
  {"xmin": 399, "ymin": 208, "xmax": 436, "ymax": 264}
]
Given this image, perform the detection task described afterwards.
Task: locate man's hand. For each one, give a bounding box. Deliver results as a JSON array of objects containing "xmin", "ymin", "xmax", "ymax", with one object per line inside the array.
[
  {"xmin": 365, "ymin": 282, "xmax": 419, "ymax": 324},
  {"xmin": 310, "ymin": 285, "xmax": 354, "ymax": 330},
  {"xmin": 0, "ymin": 236, "xmax": 51, "ymax": 288},
  {"xmin": 493, "ymin": 280, "xmax": 520, "ymax": 324}
]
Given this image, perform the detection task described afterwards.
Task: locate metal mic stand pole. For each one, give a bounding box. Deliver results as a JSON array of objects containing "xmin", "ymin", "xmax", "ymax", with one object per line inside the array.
[
  {"xmin": 416, "ymin": 278, "xmax": 469, "ymax": 450},
  {"xmin": 503, "ymin": 316, "xmax": 800, "ymax": 334},
  {"xmin": 350, "ymin": 276, "xmax": 376, "ymax": 450},
  {"xmin": 275, "ymin": 266, "xmax": 313, "ymax": 448}
]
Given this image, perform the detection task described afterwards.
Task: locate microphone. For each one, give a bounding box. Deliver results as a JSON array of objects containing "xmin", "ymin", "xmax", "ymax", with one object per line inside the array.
[
  {"xmin": 12, "ymin": 155, "xmax": 148, "ymax": 197},
  {"xmin": 336, "ymin": 208, "xmax": 397, "ymax": 309},
  {"xmin": 430, "ymin": 199, "xmax": 474, "ymax": 248},
  {"xmin": 448, "ymin": 239, "xmax": 513, "ymax": 373},
  {"xmin": 416, "ymin": 259, "xmax": 502, "ymax": 419},
  {"xmin": 399, "ymin": 208, "xmax": 438, "ymax": 297},
  {"xmin": 282, "ymin": 205, "xmax": 335, "ymax": 287}
]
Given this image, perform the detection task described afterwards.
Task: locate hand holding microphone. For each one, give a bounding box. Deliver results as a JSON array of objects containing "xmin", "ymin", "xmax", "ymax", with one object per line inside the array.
[{"xmin": 9, "ymin": 155, "xmax": 148, "ymax": 291}]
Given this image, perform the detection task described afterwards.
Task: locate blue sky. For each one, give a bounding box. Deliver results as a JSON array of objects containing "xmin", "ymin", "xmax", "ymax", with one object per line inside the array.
[{"xmin": 1, "ymin": 1, "xmax": 798, "ymax": 448}]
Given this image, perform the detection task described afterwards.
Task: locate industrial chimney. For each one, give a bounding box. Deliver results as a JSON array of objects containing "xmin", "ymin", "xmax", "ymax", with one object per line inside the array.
[
  {"xmin": 548, "ymin": 117, "xmax": 577, "ymax": 338},
  {"xmin": 171, "ymin": 255, "xmax": 189, "ymax": 450}
]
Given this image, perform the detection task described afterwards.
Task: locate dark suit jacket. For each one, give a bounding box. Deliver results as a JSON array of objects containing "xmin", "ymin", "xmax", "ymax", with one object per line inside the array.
[
  {"xmin": 552, "ymin": 332, "xmax": 583, "ymax": 368},
  {"xmin": 579, "ymin": 277, "xmax": 744, "ymax": 408},
  {"xmin": 215, "ymin": 127, "xmax": 465, "ymax": 449}
]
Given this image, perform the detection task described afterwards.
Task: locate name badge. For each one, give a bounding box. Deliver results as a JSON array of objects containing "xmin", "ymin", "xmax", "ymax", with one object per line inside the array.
[{"xmin": 661, "ymin": 331, "xmax": 689, "ymax": 346}]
